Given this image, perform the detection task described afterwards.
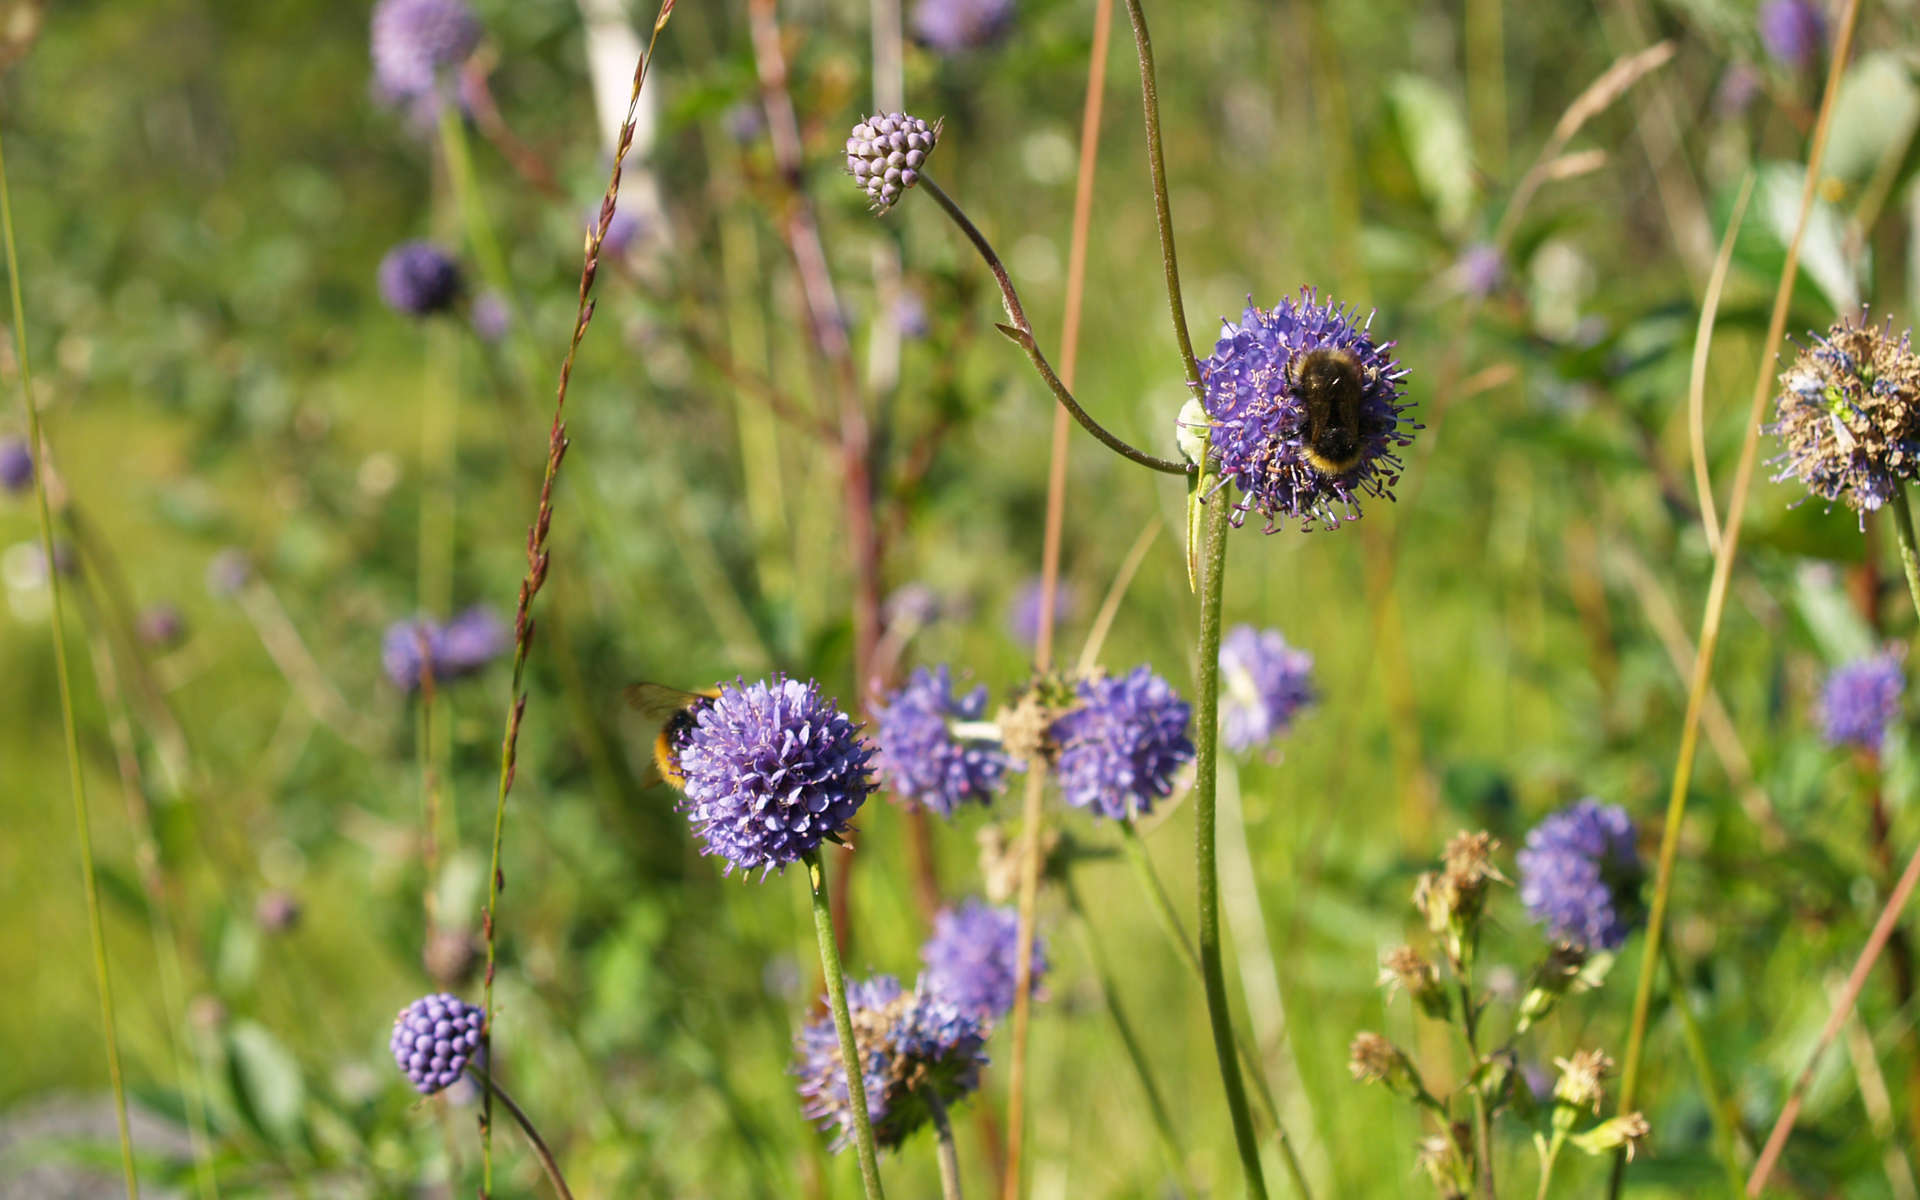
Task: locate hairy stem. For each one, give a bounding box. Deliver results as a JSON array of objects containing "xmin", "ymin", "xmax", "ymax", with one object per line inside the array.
[
  {"xmin": 1121, "ymin": 0, "xmax": 1203, "ymax": 401},
  {"xmin": 468, "ymin": 1067, "xmax": 577, "ymax": 1200},
  {"xmin": 807, "ymin": 851, "xmax": 888, "ymax": 1199},
  {"xmin": 926, "ymin": 1088, "xmax": 964, "ymax": 1200}
]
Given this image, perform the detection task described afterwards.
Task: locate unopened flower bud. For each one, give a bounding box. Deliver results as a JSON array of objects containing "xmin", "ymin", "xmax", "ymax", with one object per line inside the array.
[
  {"xmin": 846, "ymin": 112, "xmax": 940, "ymax": 213},
  {"xmin": 1378, "ymin": 944, "xmax": 1449, "ymax": 1020}
]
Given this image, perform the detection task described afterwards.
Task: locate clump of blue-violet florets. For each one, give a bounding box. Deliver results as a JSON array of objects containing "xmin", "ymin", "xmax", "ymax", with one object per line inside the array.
[
  {"xmin": 379, "ymin": 240, "xmax": 463, "ymax": 316},
  {"xmin": 1197, "ymin": 288, "xmax": 1416, "ymax": 531},
  {"xmin": 873, "ymin": 665, "xmax": 1013, "ymax": 816},
  {"xmin": 1516, "ymin": 799, "xmax": 1644, "ymax": 953},
  {"xmin": 1820, "ymin": 649, "xmax": 1905, "ymax": 752},
  {"xmin": 1218, "ymin": 624, "xmax": 1315, "ymax": 754},
  {"xmin": 921, "ymin": 897, "xmax": 1045, "ymax": 1020},
  {"xmin": 1050, "ymin": 666, "xmax": 1194, "ymax": 821},
  {"xmin": 389, "ymin": 992, "xmax": 485, "ymax": 1095}
]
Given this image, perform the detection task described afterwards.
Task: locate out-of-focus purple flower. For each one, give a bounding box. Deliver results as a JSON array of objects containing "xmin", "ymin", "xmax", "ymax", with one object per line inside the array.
[
  {"xmin": 255, "ymin": 890, "xmax": 302, "ymax": 933},
  {"xmin": 382, "ymin": 606, "xmax": 507, "ymax": 691},
  {"xmin": 883, "ymin": 582, "xmax": 943, "ymax": 632},
  {"xmin": 1218, "ymin": 625, "xmax": 1315, "ymax": 753},
  {"xmin": 1820, "ymin": 651, "xmax": 1905, "ymax": 752},
  {"xmin": 0, "ymin": 437, "xmax": 32, "ymax": 494},
  {"xmin": 726, "ymin": 100, "xmax": 766, "ymax": 144},
  {"xmin": 873, "ymin": 665, "xmax": 1011, "ymax": 816},
  {"xmin": 1517, "ymin": 799, "xmax": 1643, "ymax": 952},
  {"xmin": 136, "ymin": 604, "xmax": 187, "ymax": 648},
  {"xmin": 911, "ymin": 0, "xmax": 1015, "ymax": 53},
  {"xmin": 378, "ymin": 241, "xmax": 462, "ymax": 316},
  {"xmin": 846, "ymin": 113, "xmax": 939, "ymax": 213},
  {"xmin": 389, "ymin": 992, "xmax": 485, "ymax": 1095},
  {"xmin": 587, "ymin": 203, "xmax": 643, "ymax": 259},
  {"xmin": 795, "ymin": 974, "xmax": 987, "ymax": 1151},
  {"xmin": 206, "ymin": 548, "xmax": 252, "ymax": 597},
  {"xmin": 1768, "ymin": 316, "xmax": 1920, "ymax": 525},
  {"xmin": 1006, "ymin": 576, "xmax": 1078, "ymax": 648},
  {"xmin": 1052, "ymin": 666, "xmax": 1194, "ymax": 820},
  {"xmin": 1200, "ymin": 289, "xmax": 1417, "ymax": 531},
  {"xmin": 371, "ymin": 0, "xmax": 481, "ymax": 113},
  {"xmin": 676, "ymin": 675, "xmax": 876, "ymax": 876},
  {"xmin": 894, "ymin": 291, "xmax": 930, "ymax": 339},
  {"xmin": 1714, "ymin": 64, "xmax": 1763, "ymax": 117},
  {"xmin": 1457, "ymin": 243, "xmax": 1505, "ymax": 299},
  {"xmin": 1759, "ymin": 0, "xmax": 1826, "ymax": 68},
  {"xmin": 921, "ymin": 898, "xmax": 1043, "ymax": 1019},
  {"xmin": 470, "ymin": 290, "xmax": 510, "ymax": 343}
]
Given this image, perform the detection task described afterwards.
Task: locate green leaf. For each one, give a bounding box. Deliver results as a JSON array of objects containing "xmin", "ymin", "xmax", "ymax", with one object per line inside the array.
[
  {"xmin": 225, "ymin": 1020, "xmax": 307, "ymax": 1149},
  {"xmin": 1825, "ymin": 53, "xmax": 1920, "ymax": 183},
  {"xmin": 1755, "ymin": 161, "xmax": 1867, "ymax": 314},
  {"xmin": 1388, "ymin": 75, "xmax": 1478, "ymax": 235}
]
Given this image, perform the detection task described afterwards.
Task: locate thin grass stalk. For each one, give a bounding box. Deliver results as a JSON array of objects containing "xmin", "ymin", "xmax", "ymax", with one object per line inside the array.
[
  {"xmin": 1610, "ymin": 4, "xmax": 1861, "ymax": 1191},
  {"xmin": 1660, "ymin": 941, "xmax": 1748, "ymax": 1197},
  {"xmin": 925, "ymin": 1088, "xmax": 964, "ymax": 1200},
  {"xmin": 1832, "ymin": 976, "xmax": 1920, "ymax": 1200},
  {"xmin": 1003, "ymin": 5, "xmax": 1113, "ymax": 1191},
  {"xmin": 1687, "ymin": 170, "xmax": 1756, "ymax": 555},
  {"xmin": 0, "ymin": 123, "xmax": 139, "ymax": 1199},
  {"xmin": 806, "ymin": 851, "xmax": 888, "ymax": 1199},
  {"xmin": 1061, "ymin": 872, "xmax": 1190, "ymax": 1194},
  {"xmin": 479, "ymin": 8, "xmax": 675, "ymax": 1188}
]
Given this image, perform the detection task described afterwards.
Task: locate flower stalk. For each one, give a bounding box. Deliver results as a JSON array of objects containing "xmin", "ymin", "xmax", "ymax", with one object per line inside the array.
[{"xmin": 807, "ymin": 850, "xmax": 888, "ymax": 1200}]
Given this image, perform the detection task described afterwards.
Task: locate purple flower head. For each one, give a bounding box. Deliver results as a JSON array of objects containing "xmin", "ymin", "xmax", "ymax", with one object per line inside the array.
[
  {"xmin": 371, "ymin": 0, "xmax": 481, "ymax": 112},
  {"xmin": 389, "ymin": 992, "xmax": 485, "ymax": 1095},
  {"xmin": 1517, "ymin": 799, "xmax": 1644, "ymax": 952},
  {"xmin": 1457, "ymin": 243, "xmax": 1505, "ymax": 299},
  {"xmin": 206, "ymin": 548, "xmax": 252, "ymax": 597},
  {"xmin": 795, "ymin": 974, "xmax": 987, "ymax": 1151},
  {"xmin": 884, "ymin": 582, "xmax": 943, "ymax": 632},
  {"xmin": 378, "ymin": 241, "xmax": 462, "ymax": 316},
  {"xmin": 382, "ymin": 606, "xmax": 507, "ymax": 692},
  {"xmin": 1007, "ymin": 575, "xmax": 1078, "ymax": 648},
  {"xmin": 255, "ymin": 889, "xmax": 302, "ymax": 933},
  {"xmin": 921, "ymin": 898, "xmax": 1044, "ymax": 1019},
  {"xmin": 676, "ymin": 675, "xmax": 876, "ymax": 876},
  {"xmin": 0, "ymin": 437, "xmax": 32, "ymax": 494},
  {"xmin": 1768, "ymin": 316, "xmax": 1920, "ymax": 525},
  {"xmin": 137, "ymin": 604, "xmax": 187, "ymax": 649},
  {"xmin": 1199, "ymin": 289, "xmax": 1417, "ymax": 531},
  {"xmin": 1051, "ymin": 666, "xmax": 1194, "ymax": 820},
  {"xmin": 911, "ymin": 0, "xmax": 1015, "ymax": 53},
  {"xmin": 469, "ymin": 290, "xmax": 510, "ymax": 343},
  {"xmin": 874, "ymin": 665, "xmax": 1012, "ymax": 817},
  {"xmin": 894, "ymin": 291, "xmax": 930, "ymax": 339},
  {"xmin": 1218, "ymin": 625, "xmax": 1315, "ymax": 754},
  {"xmin": 726, "ymin": 101, "xmax": 766, "ymax": 144},
  {"xmin": 587, "ymin": 203, "xmax": 644, "ymax": 259},
  {"xmin": 1759, "ymin": 0, "xmax": 1826, "ymax": 67},
  {"xmin": 1820, "ymin": 651, "xmax": 1904, "ymax": 751}
]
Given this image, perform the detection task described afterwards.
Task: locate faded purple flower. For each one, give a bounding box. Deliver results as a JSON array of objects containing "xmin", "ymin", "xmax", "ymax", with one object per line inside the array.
[
  {"xmin": 255, "ymin": 890, "xmax": 302, "ymax": 933},
  {"xmin": 1007, "ymin": 575, "xmax": 1077, "ymax": 648},
  {"xmin": 1769, "ymin": 316, "xmax": 1920, "ymax": 525},
  {"xmin": 470, "ymin": 290, "xmax": 510, "ymax": 343},
  {"xmin": 1714, "ymin": 64, "xmax": 1763, "ymax": 117},
  {"xmin": 795, "ymin": 974, "xmax": 987, "ymax": 1151},
  {"xmin": 371, "ymin": 0, "xmax": 481, "ymax": 113},
  {"xmin": 894, "ymin": 291, "xmax": 930, "ymax": 339},
  {"xmin": 726, "ymin": 100, "xmax": 766, "ymax": 144},
  {"xmin": 0, "ymin": 437, "xmax": 32, "ymax": 494},
  {"xmin": 874, "ymin": 665, "xmax": 1012, "ymax": 816},
  {"xmin": 676, "ymin": 675, "xmax": 876, "ymax": 876},
  {"xmin": 911, "ymin": 0, "xmax": 1015, "ymax": 52},
  {"xmin": 921, "ymin": 898, "xmax": 1043, "ymax": 1019},
  {"xmin": 1759, "ymin": 0, "xmax": 1826, "ymax": 67},
  {"xmin": 884, "ymin": 582, "xmax": 943, "ymax": 632},
  {"xmin": 1517, "ymin": 799, "xmax": 1643, "ymax": 952},
  {"xmin": 588, "ymin": 203, "xmax": 643, "ymax": 259},
  {"xmin": 378, "ymin": 241, "xmax": 462, "ymax": 316},
  {"xmin": 389, "ymin": 992, "xmax": 485, "ymax": 1095},
  {"xmin": 1218, "ymin": 625, "xmax": 1315, "ymax": 753},
  {"xmin": 1199, "ymin": 288, "xmax": 1417, "ymax": 531},
  {"xmin": 206, "ymin": 548, "xmax": 252, "ymax": 597},
  {"xmin": 1820, "ymin": 651, "xmax": 1904, "ymax": 751},
  {"xmin": 1052, "ymin": 666, "xmax": 1194, "ymax": 820}
]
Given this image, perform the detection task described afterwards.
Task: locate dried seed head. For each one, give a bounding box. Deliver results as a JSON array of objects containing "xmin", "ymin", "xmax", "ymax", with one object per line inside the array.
[
  {"xmin": 1552, "ymin": 1048, "xmax": 1614, "ymax": 1113},
  {"xmin": 1378, "ymin": 944, "xmax": 1448, "ymax": 1019},
  {"xmin": 1348, "ymin": 1031, "xmax": 1416, "ymax": 1093},
  {"xmin": 1770, "ymin": 315, "xmax": 1920, "ymax": 526},
  {"xmin": 845, "ymin": 112, "xmax": 941, "ymax": 212}
]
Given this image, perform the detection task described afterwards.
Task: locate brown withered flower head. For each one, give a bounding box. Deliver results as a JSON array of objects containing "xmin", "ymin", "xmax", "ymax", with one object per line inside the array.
[{"xmin": 1770, "ymin": 314, "xmax": 1920, "ymax": 526}]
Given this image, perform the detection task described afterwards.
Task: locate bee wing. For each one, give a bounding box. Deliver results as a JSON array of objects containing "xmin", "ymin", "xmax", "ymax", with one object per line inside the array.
[{"xmin": 624, "ymin": 682, "xmax": 708, "ymax": 720}]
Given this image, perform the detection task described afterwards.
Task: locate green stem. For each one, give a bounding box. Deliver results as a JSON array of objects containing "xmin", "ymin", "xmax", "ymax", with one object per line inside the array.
[
  {"xmin": 0, "ymin": 125, "xmax": 139, "ymax": 1198},
  {"xmin": 1062, "ymin": 872, "xmax": 1192, "ymax": 1195},
  {"xmin": 1534, "ymin": 1138, "xmax": 1562, "ymax": 1200},
  {"xmin": 1194, "ymin": 495, "xmax": 1269, "ymax": 1199},
  {"xmin": 1891, "ymin": 488, "xmax": 1920, "ymax": 624},
  {"xmin": 924, "ymin": 1088, "xmax": 964, "ymax": 1200},
  {"xmin": 915, "ymin": 175, "xmax": 1191, "ymax": 477},
  {"xmin": 467, "ymin": 1067, "xmax": 577, "ymax": 1200},
  {"xmin": 1457, "ymin": 977, "xmax": 1495, "ymax": 1200},
  {"xmin": 1661, "ymin": 941, "xmax": 1748, "ymax": 1198},
  {"xmin": 807, "ymin": 851, "xmax": 887, "ymax": 1200},
  {"xmin": 1120, "ymin": 0, "xmax": 1203, "ymax": 401}
]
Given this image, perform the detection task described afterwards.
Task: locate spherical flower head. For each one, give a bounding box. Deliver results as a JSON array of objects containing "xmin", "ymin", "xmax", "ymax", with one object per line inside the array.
[
  {"xmin": 587, "ymin": 203, "xmax": 644, "ymax": 259},
  {"xmin": 378, "ymin": 241, "xmax": 462, "ymax": 317},
  {"xmin": 389, "ymin": 992, "xmax": 484, "ymax": 1095},
  {"xmin": 1517, "ymin": 799, "xmax": 1643, "ymax": 952},
  {"xmin": 469, "ymin": 290, "xmax": 510, "ymax": 343},
  {"xmin": 1219, "ymin": 624, "xmax": 1315, "ymax": 754},
  {"xmin": 1759, "ymin": 0, "xmax": 1825, "ymax": 67},
  {"xmin": 676, "ymin": 674, "xmax": 876, "ymax": 876},
  {"xmin": 921, "ymin": 898, "xmax": 1044, "ymax": 1019},
  {"xmin": 0, "ymin": 436, "xmax": 32, "ymax": 494},
  {"xmin": 383, "ymin": 617, "xmax": 446, "ymax": 690},
  {"xmin": 1769, "ymin": 315, "xmax": 1920, "ymax": 524},
  {"xmin": 1820, "ymin": 650, "xmax": 1904, "ymax": 751},
  {"xmin": 795, "ymin": 974, "xmax": 987, "ymax": 1152},
  {"xmin": 371, "ymin": 0, "xmax": 481, "ymax": 106},
  {"xmin": 1051, "ymin": 666, "xmax": 1194, "ymax": 820},
  {"xmin": 1199, "ymin": 289, "xmax": 1416, "ymax": 532},
  {"xmin": 874, "ymin": 665, "xmax": 1012, "ymax": 816},
  {"xmin": 846, "ymin": 113, "xmax": 940, "ymax": 213},
  {"xmin": 1007, "ymin": 575, "xmax": 1077, "ymax": 648},
  {"xmin": 911, "ymin": 0, "xmax": 1014, "ymax": 53}
]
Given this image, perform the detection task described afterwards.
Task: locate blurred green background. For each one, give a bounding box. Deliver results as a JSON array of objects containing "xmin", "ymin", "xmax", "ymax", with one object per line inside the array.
[{"xmin": 2, "ymin": 0, "xmax": 1918, "ymax": 1194}]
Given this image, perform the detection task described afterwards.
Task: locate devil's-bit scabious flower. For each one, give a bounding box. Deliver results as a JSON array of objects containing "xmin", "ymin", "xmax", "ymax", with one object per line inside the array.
[
  {"xmin": 382, "ymin": 606, "xmax": 508, "ymax": 691},
  {"xmin": 1821, "ymin": 650, "xmax": 1905, "ymax": 751},
  {"xmin": 796, "ymin": 974, "xmax": 987, "ymax": 1151},
  {"xmin": 0, "ymin": 437, "xmax": 32, "ymax": 494},
  {"xmin": 1051, "ymin": 666, "xmax": 1194, "ymax": 820},
  {"xmin": 470, "ymin": 290, "xmax": 510, "ymax": 343},
  {"xmin": 371, "ymin": 0, "xmax": 481, "ymax": 111},
  {"xmin": 1517, "ymin": 800, "xmax": 1643, "ymax": 952},
  {"xmin": 1759, "ymin": 0, "xmax": 1826, "ymax": 67},
  {"xmin": 389, "ymin": 992, "xmax": 485, "ymax": 1095},
  {"xmin": 846, "ymin": 113, "xmax": 940, "ymax": 213},
  {"xmin": 910, "ymin": 0, "xmax": 1014, "ymax": 53},
  {"xmin": 587, "ymin": 203, "xmax": 643, "ymax": 259},
  {"xmin": 873, "ymin": 665, "xmax": 1012, "ymax": 816},
  {"xmin": 1199, "ymin": 288, "xmax": 1416, "ymax": 531},
  {"xmin": 1007, "ymin": 575, "xmax": 1078, "ymax": 648},
  {"xmin": 1218, "ymin": 624, "xmax": 1315, "ymax": 753},
  {"xmin": 1769, "ymin": 315, "xmax": 1920, "ymax": 524},
  {"xmin": 921, "ymin": 898, "xmax": 1043, "ymax": 1020},
  {"xmin": 379, "ymin": 241, "xmax": 462, "ymax": 316},
  {"xmin": 677, "ymin": 675, "xmax": 876, "ymax": 876}
]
